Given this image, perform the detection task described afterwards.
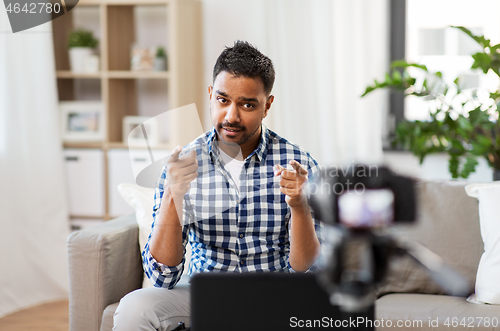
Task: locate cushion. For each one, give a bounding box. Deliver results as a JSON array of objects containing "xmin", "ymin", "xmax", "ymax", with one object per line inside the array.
[
  {"xmin": 376, "ymin": 293, "xmax": 500, "ymax": 330},
  {"xmin": 118, "ymin": 183, "xmax": 191, "ymax": 288},
  {"xmin": 465, "ymin": 182, "xmax": 500, "ymax": 304},
  {"xmin": 101, "ymin": 302, "xmax": 119, "ymax": 331},
  {"xmin": 376, "ymin": 180, "xmax": 483, "ymax": 297}
]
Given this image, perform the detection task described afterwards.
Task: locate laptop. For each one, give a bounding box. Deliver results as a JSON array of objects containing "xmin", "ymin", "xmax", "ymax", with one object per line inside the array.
[{"xmin": 190, "ymin": 272, "xmax": 374, "ymax": 331}]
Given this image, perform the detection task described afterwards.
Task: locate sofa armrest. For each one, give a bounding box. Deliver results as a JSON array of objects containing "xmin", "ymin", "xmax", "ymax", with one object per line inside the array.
[{"xmin": 68, "ymin": 214, "xmax": 143, "ymax": 331}]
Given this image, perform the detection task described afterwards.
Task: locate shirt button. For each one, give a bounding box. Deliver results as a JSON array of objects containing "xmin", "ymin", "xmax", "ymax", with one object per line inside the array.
[
  {"xmin": 239, "ymin": 234, "xmax": 243, "ymax": 238},
  {"xmin": 240, "ymin": 260, "xmax": 245, "ymax": 265}
]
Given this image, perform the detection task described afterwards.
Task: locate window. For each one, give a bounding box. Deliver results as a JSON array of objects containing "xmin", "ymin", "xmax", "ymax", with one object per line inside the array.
[{"xmin": 388, "ymin": 0, "xmax": 500, "ymax": 145}]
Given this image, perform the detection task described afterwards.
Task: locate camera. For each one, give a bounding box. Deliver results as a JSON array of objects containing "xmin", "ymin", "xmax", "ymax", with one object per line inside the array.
[
  {"xmin": 307, "ymin": 165, "xmax": 470, "ymax": 315},
  {"xmin": 307, "ymin": 165, "xmax": 416, "ymax": 229}
]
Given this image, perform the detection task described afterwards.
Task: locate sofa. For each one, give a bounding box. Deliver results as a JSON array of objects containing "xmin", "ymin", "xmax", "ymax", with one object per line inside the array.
[{"xmin": 67, "ymin": 180, "xmax": 500, "ymax": 331}]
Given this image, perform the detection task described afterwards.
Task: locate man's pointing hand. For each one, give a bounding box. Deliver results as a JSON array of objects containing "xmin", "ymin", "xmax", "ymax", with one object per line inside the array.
[
  {"xmin": 166, "ymin": 146, "xmax": 198, "ymax": 200},
  {"xmin": 274, "ymin": 160, "xmax": 308, "ymax": 208}
]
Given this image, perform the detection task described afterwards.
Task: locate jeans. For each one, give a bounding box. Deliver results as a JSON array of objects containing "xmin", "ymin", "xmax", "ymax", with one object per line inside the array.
[{"xmin": 113, "ymin": 284, "xmax": 191, "ymax": 331}]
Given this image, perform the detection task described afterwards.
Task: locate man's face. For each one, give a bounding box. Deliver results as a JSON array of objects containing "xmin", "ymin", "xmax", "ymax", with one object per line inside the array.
[{"xmin": 209, "ymin": 71, "xmax": 273, "ymax": 156}]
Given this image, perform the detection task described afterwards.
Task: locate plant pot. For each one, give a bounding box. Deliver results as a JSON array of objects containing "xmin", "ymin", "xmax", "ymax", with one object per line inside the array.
[
  {"xmin": 154, "ymin": 57, "xmax": 167, "ymax": 71},
  {"xmin": 69, "ymin": 47, "xmax": 94, "ymax": 73},
  {"xmin": 494, "ymin": 169, "xmax": 500, "ymax": 181}
]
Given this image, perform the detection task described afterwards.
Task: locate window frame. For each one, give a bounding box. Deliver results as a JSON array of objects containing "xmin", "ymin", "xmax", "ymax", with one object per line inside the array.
[{"xmin": 385, "ymin": 0, "xmax": 406, "ymax": 150}]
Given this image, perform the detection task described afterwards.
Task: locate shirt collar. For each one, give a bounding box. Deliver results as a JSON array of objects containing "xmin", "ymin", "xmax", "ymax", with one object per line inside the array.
[{"xmin": 207, "ymin": 125, "xmax": 269, "ymax": 163}]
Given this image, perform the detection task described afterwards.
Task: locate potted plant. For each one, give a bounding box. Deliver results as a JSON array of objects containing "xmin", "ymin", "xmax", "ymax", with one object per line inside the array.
[
  {"xmin": 67, "ymin": 28, "xmax": 98, "ymax": 73},
  {"xmin": 154, "ymin": 46, "xmax": 167, "ymax": 71},
  {"xmin": 362, "ymin": 26, "xmax": 500, "ymax": 180}
]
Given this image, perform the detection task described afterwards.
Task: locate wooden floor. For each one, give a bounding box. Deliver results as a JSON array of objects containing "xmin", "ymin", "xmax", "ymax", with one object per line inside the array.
[{"xmin": 0, "ymin": 300, "xmax": 69, "ymax": 331}]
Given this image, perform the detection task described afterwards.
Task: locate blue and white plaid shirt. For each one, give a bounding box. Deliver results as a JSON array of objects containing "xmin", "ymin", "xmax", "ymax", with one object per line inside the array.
[{"xmin": 143, "ymin": 125, "xmax": 322, "ymax": 289}]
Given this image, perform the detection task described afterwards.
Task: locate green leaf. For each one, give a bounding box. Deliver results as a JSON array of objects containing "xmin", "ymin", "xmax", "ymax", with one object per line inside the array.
[
  {"xmin": 385, "ymin": 73, "xmax": 393, "ymax": 85},
  {"xmin": 490, "ymin": 91, "xmax": 500, "ymax": 101},
  {"xmin": 476, "ymin": 134, "xmax": 493, "ymax": 147},
  {"xmin": 444, "ymin": 113, "xmax": 457, "ymax": 129},
  {"xmin": 361, "ymin": 86, "xmax": 376, "ymax": 97},
  {"xmin": 361, "ymin": 81, "xmax": 389, "ymax": 97},
  {"xmin": 390, "ymin": 60, "xmax": 428, "ymax": 71},
  {"xmin": 460, "ymin": 156, "xmax": 479, "ymax": 178},
  {"xmin": 449, "ymin": 139, "xmax": 465, "ymax": 156},
  {"xmin": 471, "ymin": 52, "xmax": 493, "ymax": 74},
  {"xmin": 405, "ymin": 77, "xmax": 417, "ymax": 87},
  {"xmin": 470, "ymin": 140, "xmax": 491, "ymax": 156},
  {"xmin": 451, "ymin": 25, "xmax": 490, "ymax": 48},
  {"xmin": 490, "ymin": 44, "xmax": 500, "ymax": 52},
  {"xmin": 468, "ymin": 107, "xmax": 490, "ymax": 126},
  {"xmin": 457, "ymin": 115, "xmax": 473, "ymax": 132},
  {"xmin": 392, "ymin": 70, "xmax": 402, "ymax": 84},
  {"xmin": 68, "ymin": 28, "xmax": 98, "ymax": 49},
  {"xmin": 448, "ymin": 155, "xmax": 460, "ymax": 178}
]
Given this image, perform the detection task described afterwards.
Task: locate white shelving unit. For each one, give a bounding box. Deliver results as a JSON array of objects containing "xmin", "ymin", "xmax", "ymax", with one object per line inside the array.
[{"xmin": 53, "ymin": 0, "xmax": 204, "ymax": 223}]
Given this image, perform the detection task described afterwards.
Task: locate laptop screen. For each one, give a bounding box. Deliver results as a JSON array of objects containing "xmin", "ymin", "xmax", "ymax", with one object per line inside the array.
[{"xmin": 190, "ymin": 272, "xmax": 374, "ymax": 331}]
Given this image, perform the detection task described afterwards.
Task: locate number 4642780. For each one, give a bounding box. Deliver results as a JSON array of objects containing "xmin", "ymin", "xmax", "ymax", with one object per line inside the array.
[
  {"xmin": 444, "ymin": 317, "xmax": 499, "ymax": 328},
  {"xmin": 6, "ymin": 2, "xmax": 61, "ymax": 14}
]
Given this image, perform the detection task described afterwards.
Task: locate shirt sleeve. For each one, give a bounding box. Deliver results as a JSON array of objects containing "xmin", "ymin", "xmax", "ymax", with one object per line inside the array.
[{"xmin": 141, "ymin": 162, "xmax": 191, "ymax": 289}]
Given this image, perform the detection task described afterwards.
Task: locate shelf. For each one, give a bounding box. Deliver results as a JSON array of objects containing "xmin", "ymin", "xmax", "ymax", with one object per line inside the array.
[
  {"xmin": 69, "ymin": 214, "xmax": 106, "ymax": 220},
  {"xmin": 69, "ymin": 214, "xmax": 114, "ymax": 221},
  {"xmin": 64, "ymin": 141, "xmax": 104, "ymax": 149},
  {"xmin": 107, "ymin": 71, "xmax": 170, "ymax": 79},
  {"xmin": 80, "ymin": 0, "xmax": 170, "ymax": 4},
  {"xmin": 56, "ymin": 71, "xmax": 170, "ymax": 79},
  {"xmin": 64, "ymin": 141, "xmax": 171, "ymax": 150},
  {"xmin": 77, "ymin": 0, "xmax": 106, "ymax": 6},
  {"xmin": 62, "ymin": 141, "xmax": 172, "ymax": 150},
  {"xmin": 57, "ymin": 71, "xmax": 102, "ymax": 79},
  {"xmin": 107, "ymin": 142, "xmax": 172, "ymax": 149}
]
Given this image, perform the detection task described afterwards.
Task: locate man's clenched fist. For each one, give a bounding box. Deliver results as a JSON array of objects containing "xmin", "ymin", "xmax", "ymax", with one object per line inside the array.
[{"xmin": 274, "ymin": 160, "xmax": 308, "ymax": 208}]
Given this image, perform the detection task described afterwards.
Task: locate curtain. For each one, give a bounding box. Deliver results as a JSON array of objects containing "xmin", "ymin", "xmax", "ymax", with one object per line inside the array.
[
  {"xmin": 263, "ymin": 0, "xmax": 390, "ymax": 166},
  {"xmin": 0, "ymin": 7, "xmax": 69, "ymax": 317}
]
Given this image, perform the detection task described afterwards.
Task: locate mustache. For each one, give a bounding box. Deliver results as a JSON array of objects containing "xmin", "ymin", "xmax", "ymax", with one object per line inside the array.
[{"xmin": 219, "ymin": 122, "xmax": 245, "ymax": 130}]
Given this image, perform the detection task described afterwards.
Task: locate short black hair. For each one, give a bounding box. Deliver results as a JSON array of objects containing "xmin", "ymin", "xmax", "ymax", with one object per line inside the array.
[{"xmin": 213, "ymin": 41, "xmax": 275, "ymax": 95}]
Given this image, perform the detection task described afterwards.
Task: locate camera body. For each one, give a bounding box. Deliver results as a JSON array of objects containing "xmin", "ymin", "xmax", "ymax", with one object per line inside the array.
[{"xmin": 308, "ymin": 165, "xmax": 417, "ymax": 229}]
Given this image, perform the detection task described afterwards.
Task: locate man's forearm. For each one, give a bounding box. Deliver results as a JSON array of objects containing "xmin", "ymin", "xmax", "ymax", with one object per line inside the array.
[
  {"xmin": 149, "ymin": 191, "xmax": 185, "ymax": 267},
  {"xmin": 288, "ymin": 202, "xmax": 320, "ymax": 272}
]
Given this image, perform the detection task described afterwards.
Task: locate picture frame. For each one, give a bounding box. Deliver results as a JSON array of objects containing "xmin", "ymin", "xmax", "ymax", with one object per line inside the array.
[
  {"xmin": 130, "ymin": 46, "xmax": 155, "ymax": 71},
  {"xmin": 60, "ymin": 101, "xmax": 105, "ymax": 142},
  {"xmin": 122, "ymin": 116, "xmax": 160, "ymax": 147}
]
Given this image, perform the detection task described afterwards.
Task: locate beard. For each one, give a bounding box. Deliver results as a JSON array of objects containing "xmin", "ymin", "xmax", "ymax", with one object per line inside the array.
[
  {"xmin": 216, "ymin": 121, "xmax": 251, "ymax": 146},
  {"xmin": 210, "ymin": 105, "xmax": 262, "ymax": 148}
]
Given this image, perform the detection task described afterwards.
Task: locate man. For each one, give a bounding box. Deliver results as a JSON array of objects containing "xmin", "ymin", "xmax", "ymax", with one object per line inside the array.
[{"xmin": 114, "ymin": 41, "xmax": 322, "ymax": 331}]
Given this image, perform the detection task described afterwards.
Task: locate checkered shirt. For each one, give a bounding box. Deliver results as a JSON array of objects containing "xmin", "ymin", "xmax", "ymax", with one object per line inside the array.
[{"xmin": 142, "ymin": 125, "xmax": 323, "ymax": 289}]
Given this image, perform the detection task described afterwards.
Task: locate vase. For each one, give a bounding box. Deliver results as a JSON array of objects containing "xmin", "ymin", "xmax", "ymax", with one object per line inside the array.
[
  {"xmin": 494, "ymin": 169, "xmax": 500, "ymax": 181},
  {"xmin": 69, "ymin": 47, "xmax": 94, "ymax": 73},
  {"xmin": 154, "ymin": 57, "xmax": 167, "ymax": 71}
]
